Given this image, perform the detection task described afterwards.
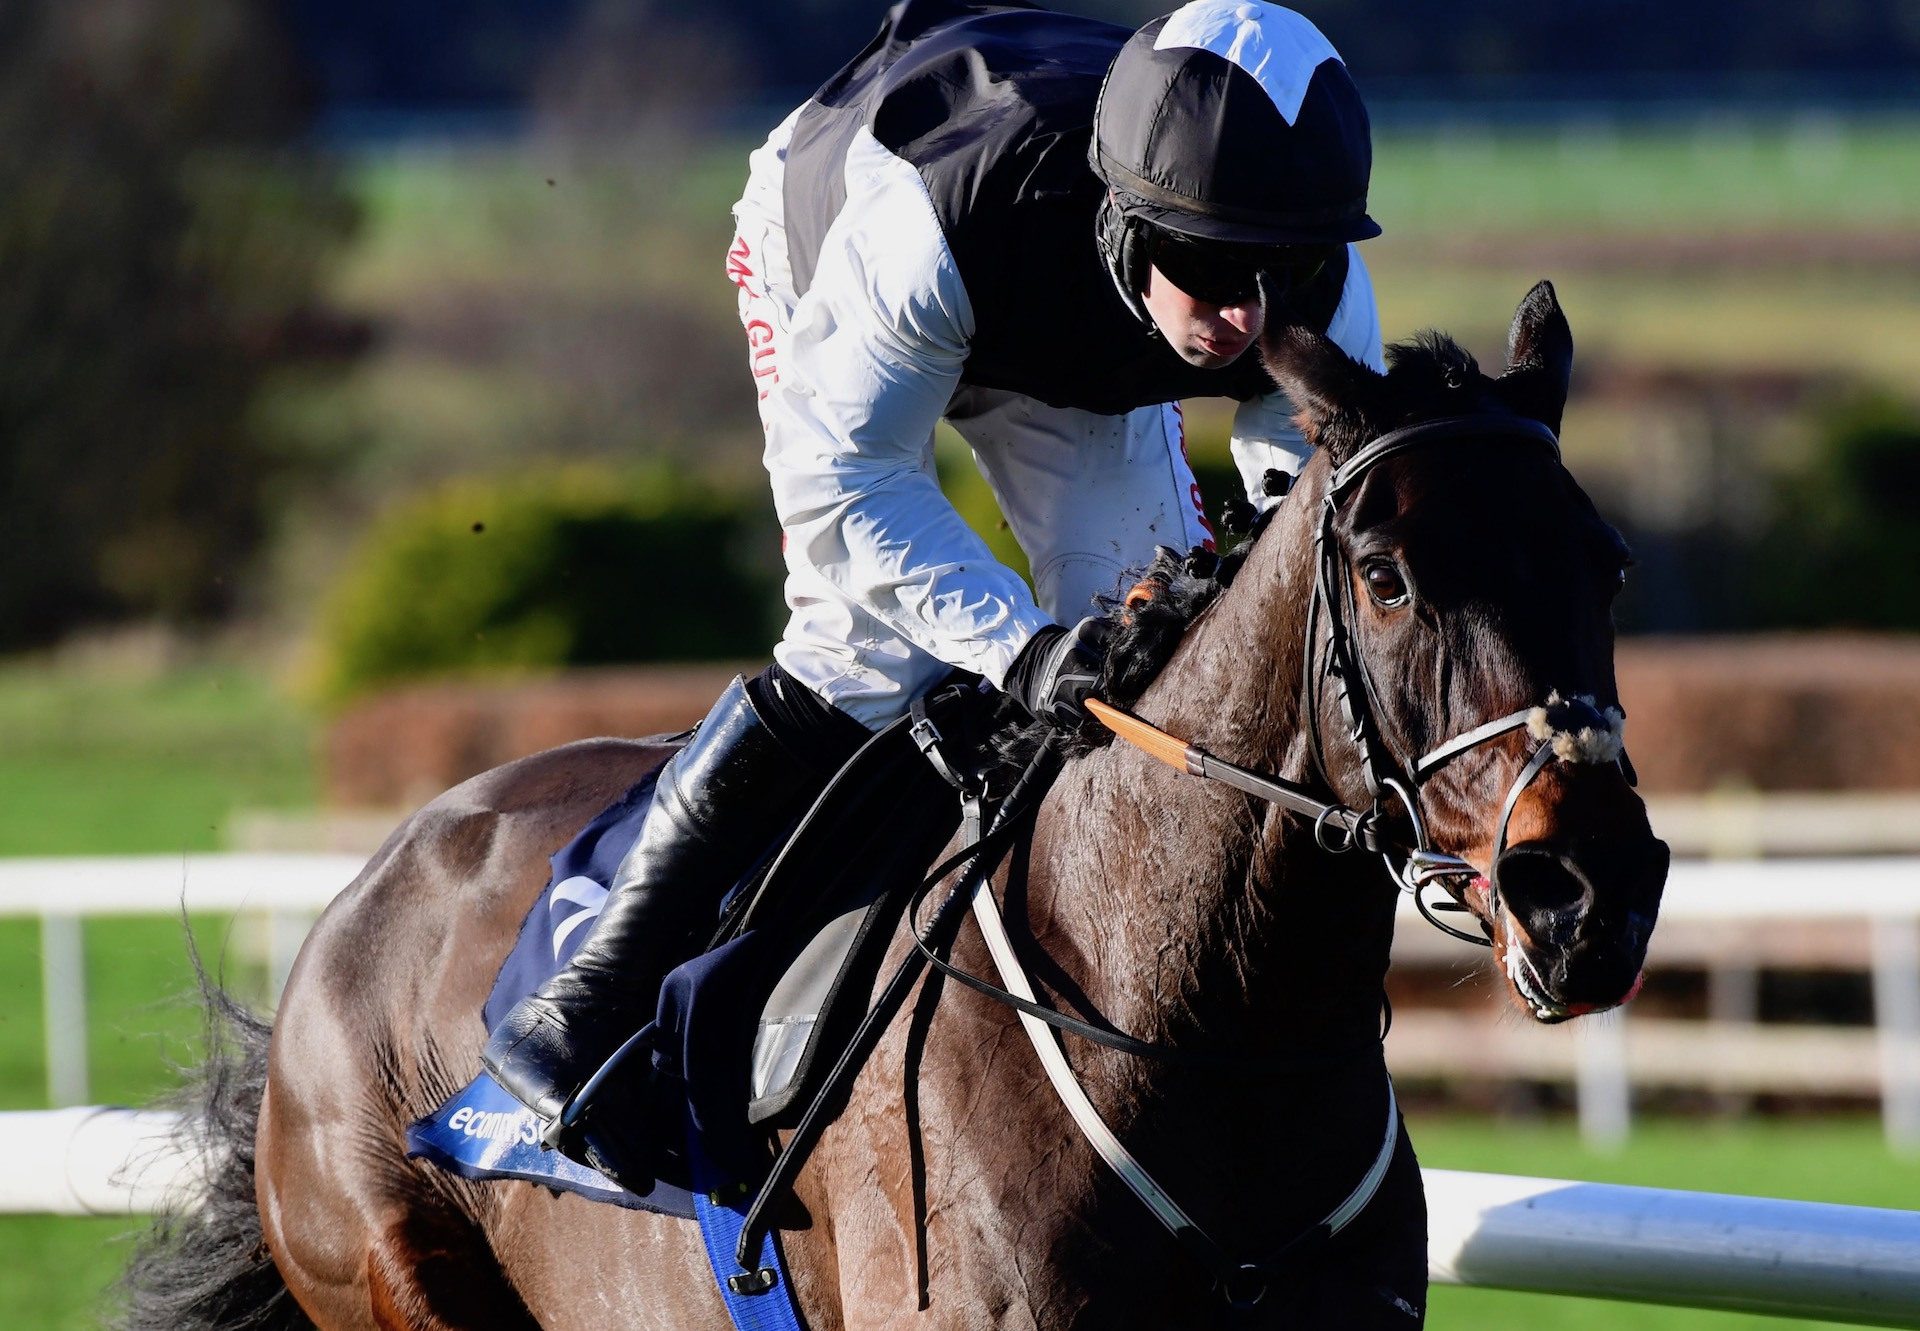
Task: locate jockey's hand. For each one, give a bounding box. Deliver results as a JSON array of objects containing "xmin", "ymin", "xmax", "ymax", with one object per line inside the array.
[{"xmin": 1006, "ymin": 616, "xmax": 1111, "ymax": 729}]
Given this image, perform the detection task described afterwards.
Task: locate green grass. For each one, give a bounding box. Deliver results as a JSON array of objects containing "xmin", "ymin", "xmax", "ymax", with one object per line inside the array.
[
  {"xmin": 1371, "ymin": 119, "xmax": 1920, "ymax": 233},
  {"xmin": 0, "ymin": 911, "xmax": 269, "ymax": 1330},
  {"xmin": 0, "ymin": 660, "xmax": 316, "ymax": 857},
  {"xmin": 0, "ymin": 1216, "xmax": 135, "ymax": 1329},
  {"xmin": 0, "ymin": 658, "xmax": 301, "ymax": 1109},
  {"xmin": 0, "ymin": 660, "xmax": 298, "ymax": 1327}
]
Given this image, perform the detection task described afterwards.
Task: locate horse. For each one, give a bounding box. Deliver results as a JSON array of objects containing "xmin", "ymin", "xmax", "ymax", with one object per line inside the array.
[{"xmin": 120, "ymin": 281, "xmax": 1668, "ymax": 1330}]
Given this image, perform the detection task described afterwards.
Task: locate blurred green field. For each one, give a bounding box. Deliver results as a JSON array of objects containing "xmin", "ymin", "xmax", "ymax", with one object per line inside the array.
[
  {"xmin": 0, "ymin": 660, "xmax": 314, "ymax": 858},
  {"xmin": 1369, "ymin": 119, "xmax": 1920, "ymax": 232},
  {"xmin": 5, "ymin": 664, "xmax": 1920, "ymax": 1327},
  {"xmin": 295, "ymin": 118, "xmax": 1920, "ymax": 526}
]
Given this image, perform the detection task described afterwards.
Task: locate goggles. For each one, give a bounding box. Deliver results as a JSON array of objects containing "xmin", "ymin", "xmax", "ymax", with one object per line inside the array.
[{"xmin": 1149, "ymin": 233, "xmax": 1335, "ymax": 308}]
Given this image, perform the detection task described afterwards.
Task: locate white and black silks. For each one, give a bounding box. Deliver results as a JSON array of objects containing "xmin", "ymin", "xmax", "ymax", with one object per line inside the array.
[{"xmin": 737, "ymin": 0, "xmax": 1386, "ymax": 727}]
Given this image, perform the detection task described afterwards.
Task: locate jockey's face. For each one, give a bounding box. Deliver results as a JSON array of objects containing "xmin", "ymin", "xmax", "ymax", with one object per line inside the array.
[{"xmin": 1143, "ymin": 263, "xmax": 1264, "ymax": 369}]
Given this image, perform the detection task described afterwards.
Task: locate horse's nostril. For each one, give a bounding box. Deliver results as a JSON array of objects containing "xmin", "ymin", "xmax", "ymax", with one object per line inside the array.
[{"xmin": 1494, "ymin": 845, "xmax": 1591, "ymax": 922}]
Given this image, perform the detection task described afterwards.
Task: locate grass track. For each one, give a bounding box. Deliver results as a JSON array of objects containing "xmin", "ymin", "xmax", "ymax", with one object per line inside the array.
[{"xmin": 0, "ymin": 661, "xmax": 314, "ymax": 858}]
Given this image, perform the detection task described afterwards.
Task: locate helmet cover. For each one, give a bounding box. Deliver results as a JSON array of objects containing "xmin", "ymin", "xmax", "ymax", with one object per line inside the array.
[{"xmin": 1092, "ymin": 1, "xmax": 1380, "ymax": 248}]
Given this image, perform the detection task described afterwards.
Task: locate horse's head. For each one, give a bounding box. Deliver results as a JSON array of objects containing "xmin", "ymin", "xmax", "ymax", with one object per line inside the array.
[{"xmin": 1264, "ymin": 281, "xmax": 1669, "ymax": 1022}]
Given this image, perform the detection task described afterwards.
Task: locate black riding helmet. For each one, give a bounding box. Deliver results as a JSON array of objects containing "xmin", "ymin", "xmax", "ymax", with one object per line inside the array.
[{"xmin": 1091, "ymin": 0, "xmax": 1379, "ymax": 314}]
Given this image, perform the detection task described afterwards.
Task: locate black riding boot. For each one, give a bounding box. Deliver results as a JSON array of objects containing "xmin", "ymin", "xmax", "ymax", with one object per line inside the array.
[{"xmin": 481, "ymin": 672, "xmax": 853, "ymax": 1176}]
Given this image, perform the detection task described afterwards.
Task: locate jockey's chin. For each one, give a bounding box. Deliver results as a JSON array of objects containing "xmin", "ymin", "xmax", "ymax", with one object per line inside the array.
[{"xmin": 1142, "ymin": 265, "xmax": 1264, "ymax": 369}]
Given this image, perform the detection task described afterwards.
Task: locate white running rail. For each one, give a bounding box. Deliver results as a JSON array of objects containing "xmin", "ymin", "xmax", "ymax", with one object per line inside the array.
[
  {"xmin": 14, "ymin": 1107, "xmax": 1920, "ymax": 1325},
  {"xmin": 3, "ymin": 854, "xmax": 1919, "ymax": 1131},
  {"xmin": 0, "ymin": 1108, "xmax": 203, "ymax": 1216},
  {"xmin": 1425, "ymin": 1167, "xmax": 1920, "ymax": 1326}
]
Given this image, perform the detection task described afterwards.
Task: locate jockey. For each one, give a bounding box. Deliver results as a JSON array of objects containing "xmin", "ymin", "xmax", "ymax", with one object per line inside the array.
[{"xmin": 483, "ymin": 0, "xmax": 1386, "ymax": 1180}]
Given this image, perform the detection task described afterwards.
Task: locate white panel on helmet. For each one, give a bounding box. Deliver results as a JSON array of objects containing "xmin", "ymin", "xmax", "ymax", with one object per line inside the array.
[{"xmin": 1153, "ymin": 1, "xmax": 1343, "ymax": 126}]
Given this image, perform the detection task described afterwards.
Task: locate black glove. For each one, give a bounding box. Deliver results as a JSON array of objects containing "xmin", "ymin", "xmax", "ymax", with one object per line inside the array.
[{"xmin": 1005, "ymin": 616, "xmax": 1111, "ymax": 729}]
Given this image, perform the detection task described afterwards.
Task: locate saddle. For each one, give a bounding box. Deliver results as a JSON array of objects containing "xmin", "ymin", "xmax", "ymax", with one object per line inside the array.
[
  {"xmin": 408, "ymin": 680, "xmax": 1013, "ymax": 1205},
  {"xmin": 656, "ymin": 680, "xmax": 1005, "ymax": 1175}
]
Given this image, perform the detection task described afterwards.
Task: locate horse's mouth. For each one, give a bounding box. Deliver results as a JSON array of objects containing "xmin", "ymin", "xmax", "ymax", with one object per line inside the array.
[
  {"xmin": 1444, "ymin": 869, "xmax": 1645, "ymax": 1024},
  {"xmin": 1499, "ymin": 919, "xmax": 1575, "ymax": 1023},
  {"xmin": 1459, "ymin": 883, "xmax": 1643, "ymax": 1029},
  {"xmin": 1486, "ymin": 895, "xmax": 1646, "ymax": 1024}
]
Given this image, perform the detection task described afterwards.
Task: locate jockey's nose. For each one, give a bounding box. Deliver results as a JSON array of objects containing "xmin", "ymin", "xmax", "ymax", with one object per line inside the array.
[{"xmin": 1218, "ymin": 299, "xmax": 1260, "ymax": 334}]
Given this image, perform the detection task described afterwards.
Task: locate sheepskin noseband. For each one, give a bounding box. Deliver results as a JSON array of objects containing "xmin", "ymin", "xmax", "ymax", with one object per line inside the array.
[{"xmin": 1526, "ymin": 692, "xmax": 1626, "ymax": 765}]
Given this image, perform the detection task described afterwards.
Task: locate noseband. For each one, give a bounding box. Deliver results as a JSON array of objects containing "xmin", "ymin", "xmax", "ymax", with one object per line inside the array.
[{"xmin": 1095, "ymin": 412, "xmax": 1636, "ymax": 948}]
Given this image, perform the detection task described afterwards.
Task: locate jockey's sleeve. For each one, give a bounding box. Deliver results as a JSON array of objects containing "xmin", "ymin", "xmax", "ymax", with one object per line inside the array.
[
  {"xmin": 762, "ymin": 128, "xmax": 1054, "ymax": 688},
  {"xmin": 1229, "ymin": 244, "xmax": 1387, "ymax": 510}
]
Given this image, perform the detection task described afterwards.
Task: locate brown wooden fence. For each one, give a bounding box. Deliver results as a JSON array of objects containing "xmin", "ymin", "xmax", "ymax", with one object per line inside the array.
[{"xmin": 326, "ymin": 635, "xmax": 1920, "ymax": 808}]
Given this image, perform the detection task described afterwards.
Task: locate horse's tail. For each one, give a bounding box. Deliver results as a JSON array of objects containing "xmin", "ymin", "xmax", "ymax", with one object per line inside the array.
[{"xmin": 115, "ymin": 962, "xmax": 314, "ymax": 1331}]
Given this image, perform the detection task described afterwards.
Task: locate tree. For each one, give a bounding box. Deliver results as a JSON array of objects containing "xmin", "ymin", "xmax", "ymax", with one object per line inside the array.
[{"xmin": 0, "ymin": 0, "xmax": 360, "ymax": 648}]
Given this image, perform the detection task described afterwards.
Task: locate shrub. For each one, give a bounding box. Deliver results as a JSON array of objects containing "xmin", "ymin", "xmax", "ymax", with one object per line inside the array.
[
  {"xmin": 310, "ymin": 466, "xmax": 781, "ymax": 704},
  {"xmin": 1753, "ymin": 388, "xmax": 1920, "ymax": 631}
]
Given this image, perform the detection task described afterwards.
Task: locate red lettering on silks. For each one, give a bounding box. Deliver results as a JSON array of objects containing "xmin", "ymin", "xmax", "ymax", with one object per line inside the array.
[
  {"xmin": 744, "ymin": 316, "xmax": 779, "ymax": 399},
  {"xmin": 1190, "ymin": 482, "xmax": 1217, "ymax": 551},
  {"xmin": 726, "ymin": 235, "xmax": 754, "ymax": 289}
]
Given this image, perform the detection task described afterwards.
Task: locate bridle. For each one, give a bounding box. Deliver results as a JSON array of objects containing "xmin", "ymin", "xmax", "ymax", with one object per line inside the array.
[{"xmin": 1094, "ymin": 411, "xmax": 1635, "ymax": 948}]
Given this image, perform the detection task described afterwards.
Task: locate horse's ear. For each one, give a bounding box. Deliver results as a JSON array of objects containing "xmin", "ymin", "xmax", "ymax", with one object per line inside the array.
[
  {"xmin": 1494, "ymin": 280, "xmax": 1574, "ymax": 434},
  {"xmin": 1260, "ymin": 322, "xmax": 1389, "ymax": 464}
]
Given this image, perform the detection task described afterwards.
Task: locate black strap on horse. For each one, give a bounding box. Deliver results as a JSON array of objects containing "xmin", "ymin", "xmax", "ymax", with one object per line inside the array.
[{"xmin": 727, "ymin": 729, "xmax": 1065, "ymax": 1281}]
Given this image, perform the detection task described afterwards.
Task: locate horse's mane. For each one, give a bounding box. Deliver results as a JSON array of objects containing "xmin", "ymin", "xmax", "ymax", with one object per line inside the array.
[{"xmin": 981, "ymin": 542, "xmax": 1225, "ymax": 764}]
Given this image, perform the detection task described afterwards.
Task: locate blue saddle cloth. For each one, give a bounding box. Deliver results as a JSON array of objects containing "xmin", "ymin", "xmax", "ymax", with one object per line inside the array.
[
  {"xmin": 405, "ymin": 764, "xmax": 810, "ymax": 1328},
  {"xmin": 405, "ymin": 765, "xmax": 699, "ymax": 1216},
  {"xmin": 406, "ymin": 760, "xmax": 802, "ymax": 1209}
]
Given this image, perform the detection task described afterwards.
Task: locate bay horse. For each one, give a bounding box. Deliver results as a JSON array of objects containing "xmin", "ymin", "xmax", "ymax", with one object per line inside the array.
[{"xmin": 121, "ymin": 282, "xmax": 1668, "ymax": 1330}]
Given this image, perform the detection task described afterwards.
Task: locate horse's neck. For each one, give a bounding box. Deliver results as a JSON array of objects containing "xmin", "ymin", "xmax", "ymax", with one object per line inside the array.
[{"xmin": 1036, "ymin": 485, "xmax": 1393, "ymax": 1064}]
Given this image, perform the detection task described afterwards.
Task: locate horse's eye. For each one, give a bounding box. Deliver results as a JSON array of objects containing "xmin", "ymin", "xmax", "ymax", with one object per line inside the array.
[{"xmin": 1364, "ymin": 561, "xmax": 1409, "ymax": 607}]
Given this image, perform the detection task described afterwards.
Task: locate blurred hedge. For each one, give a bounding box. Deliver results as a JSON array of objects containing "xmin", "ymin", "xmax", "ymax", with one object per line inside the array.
[
  {"xmin": 1753, "ymin": 389, "xmax": 1920, "ymax": 631},
  {"xmin": 310, "ymin": 467, "xmax": 781, "ymax": 704}
]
